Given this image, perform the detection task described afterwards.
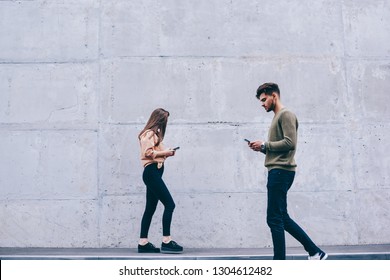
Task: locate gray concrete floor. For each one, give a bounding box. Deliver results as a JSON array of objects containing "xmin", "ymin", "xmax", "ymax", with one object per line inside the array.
[{"xmin": 1, "ymin": 244, "xmax": 390, "ymax": 260}]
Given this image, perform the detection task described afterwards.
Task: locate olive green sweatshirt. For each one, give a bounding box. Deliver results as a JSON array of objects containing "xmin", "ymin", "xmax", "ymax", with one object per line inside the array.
[{"xmin": 264, "ymin": 108, "xmax": 298, "ymax": 171}]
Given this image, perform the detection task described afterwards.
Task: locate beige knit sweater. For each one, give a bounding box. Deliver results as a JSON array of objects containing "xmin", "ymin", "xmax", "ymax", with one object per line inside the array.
[{"xmin": 265, "ymin": 108, "xmax": 298, "ymax": 171}]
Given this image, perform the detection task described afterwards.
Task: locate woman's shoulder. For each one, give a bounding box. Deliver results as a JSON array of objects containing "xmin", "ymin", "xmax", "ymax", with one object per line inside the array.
[{"xmin": 140, "ymin": 129, "xmax": 157, "ymax": 141}]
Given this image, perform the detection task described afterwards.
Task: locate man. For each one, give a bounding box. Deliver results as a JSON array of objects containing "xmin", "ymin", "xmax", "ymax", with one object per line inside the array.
[{"xmin": 248, "ymin": 82, "xmax": 327, "ymax": 260}]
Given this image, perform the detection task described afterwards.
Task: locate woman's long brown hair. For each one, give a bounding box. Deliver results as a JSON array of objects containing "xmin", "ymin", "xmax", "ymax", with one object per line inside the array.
[{"xmin": 138, "ymin": 108, "xmax": 170, "ymax": 146}]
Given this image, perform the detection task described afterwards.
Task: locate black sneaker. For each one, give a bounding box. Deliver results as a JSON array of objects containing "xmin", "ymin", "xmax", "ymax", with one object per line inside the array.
[
  {"xmin": 161, "ymin": 240, "xmax": 183, "ymax": 254},
  {"xmin": 308, "ymin": 251, "xmax": 328, "ymax": 260},
  {"xmin": 138, "ymin": 242, "xmax": 160, "ymax": 253}
]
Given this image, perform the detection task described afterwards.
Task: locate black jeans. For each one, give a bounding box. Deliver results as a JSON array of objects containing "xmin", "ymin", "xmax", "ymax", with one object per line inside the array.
[
  {"xmin": 140, "ymin": 163, "xmax": 176, "ymax": 238},
  {"xmin": 266, "ymin": 169, "xmax": 320, "ymax": 260}
]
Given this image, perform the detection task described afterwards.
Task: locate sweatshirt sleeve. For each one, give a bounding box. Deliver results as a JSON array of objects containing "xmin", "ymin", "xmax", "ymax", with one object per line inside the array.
[
  {"xmin": 140, "ymin": 131, "xmax": 158, "ymax": 159},
  {"xmin": 267, "ymin": 111, "xmax": 298, "ymax": 152}
]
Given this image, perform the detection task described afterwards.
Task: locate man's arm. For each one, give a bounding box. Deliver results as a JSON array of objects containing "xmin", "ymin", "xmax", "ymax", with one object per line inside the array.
[{"xmin": 267, "ymin": 111, "xmax": 297, "ymax": 152}]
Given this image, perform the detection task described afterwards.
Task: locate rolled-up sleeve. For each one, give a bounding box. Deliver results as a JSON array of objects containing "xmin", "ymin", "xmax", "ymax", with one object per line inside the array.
[{"xmin": 140, "ymin": 131, "xmax": 157, "ymax": 159}]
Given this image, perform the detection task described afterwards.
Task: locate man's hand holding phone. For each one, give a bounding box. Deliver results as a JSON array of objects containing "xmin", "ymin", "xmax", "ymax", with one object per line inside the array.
[{"xmin": 245, "ymin": 139, "xmax": 266, "ymax": 153}]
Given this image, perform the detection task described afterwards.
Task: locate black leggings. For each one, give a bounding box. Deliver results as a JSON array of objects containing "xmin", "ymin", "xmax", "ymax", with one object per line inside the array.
[{"xmin": 140, "ymin": 163, "xmax": 176, "ymax": 238}]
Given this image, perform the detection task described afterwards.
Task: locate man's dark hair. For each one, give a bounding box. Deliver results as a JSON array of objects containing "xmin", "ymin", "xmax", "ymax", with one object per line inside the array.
[{"xmin": 256, "ymin": 82, "xmax": 280, "ymax": 99}]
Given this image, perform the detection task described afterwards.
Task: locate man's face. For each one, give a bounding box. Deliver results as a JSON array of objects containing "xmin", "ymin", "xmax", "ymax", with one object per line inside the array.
[{"xmin": 259, "ymin": 92, "xmax": 275, "ymax": 112}]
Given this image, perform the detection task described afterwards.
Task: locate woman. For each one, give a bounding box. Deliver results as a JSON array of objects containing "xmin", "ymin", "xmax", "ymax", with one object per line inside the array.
[{"xmin": 137, "ymin": 108, "xmax": 183, "ymax": 254}]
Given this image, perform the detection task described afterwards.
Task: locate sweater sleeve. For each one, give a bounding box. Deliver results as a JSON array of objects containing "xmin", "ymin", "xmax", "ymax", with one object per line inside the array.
[
  {"xmin": 140, "ymin": 131, "xmax": 158, "ymax": 159},
  {"xmin": 267, "ymin": 111, "xmax": 298, "ymax": 152}
]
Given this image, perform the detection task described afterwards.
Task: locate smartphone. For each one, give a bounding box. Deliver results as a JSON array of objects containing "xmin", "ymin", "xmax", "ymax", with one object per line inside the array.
[
  {"xmin": 244, "ymin": 139, "xmax": 250, "ymax": 143},
  {"xmin": 173, "ymin": 147, "xmax": 180, "ymax": 151}
]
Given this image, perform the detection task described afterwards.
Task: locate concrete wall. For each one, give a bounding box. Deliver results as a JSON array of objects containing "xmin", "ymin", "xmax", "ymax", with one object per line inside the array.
[{"xmin": 1, "ymin": 0, "xmax": 389, "ymax": 248}]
